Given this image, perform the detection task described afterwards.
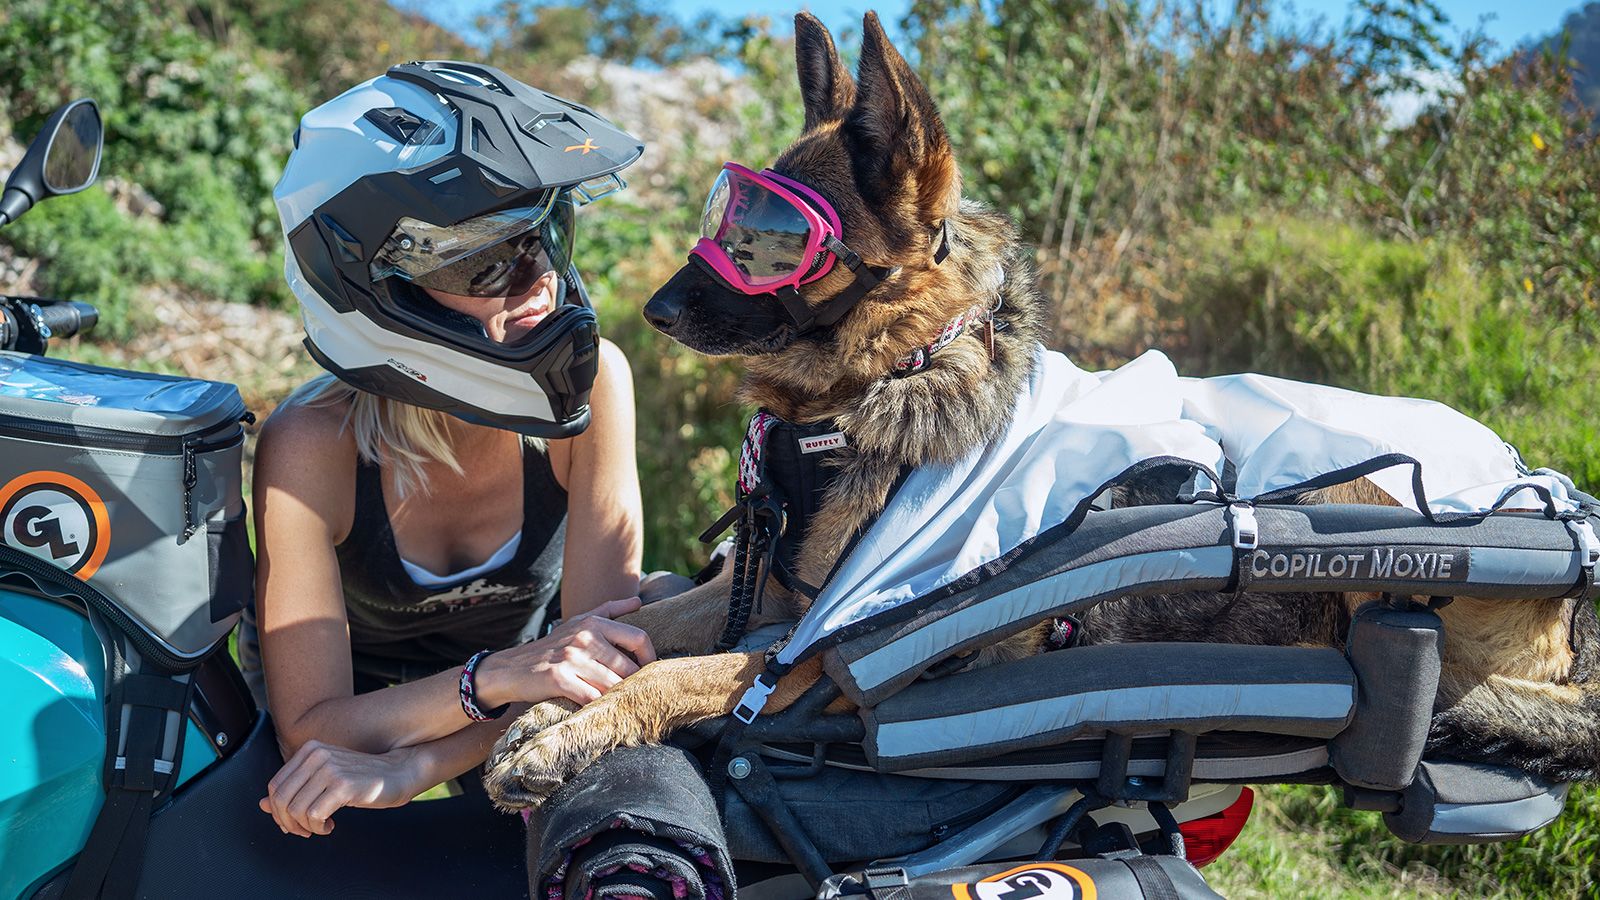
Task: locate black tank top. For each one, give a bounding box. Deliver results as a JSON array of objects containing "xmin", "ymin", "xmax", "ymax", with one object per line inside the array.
[{"xmin": 337, "ymin": 441, "xmax": 567, "ymax": 681}]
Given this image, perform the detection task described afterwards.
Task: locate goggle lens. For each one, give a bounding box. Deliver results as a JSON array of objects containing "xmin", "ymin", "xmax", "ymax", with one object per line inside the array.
[{"xmin": 700, "ymin": 169, "xmax": 815, "ymax": 288}]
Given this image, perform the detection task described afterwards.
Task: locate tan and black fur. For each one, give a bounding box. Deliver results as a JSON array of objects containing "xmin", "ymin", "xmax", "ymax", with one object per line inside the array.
[{"xmin": 484, "ymin": 12, "xmax": 1600, "ymax": 809}]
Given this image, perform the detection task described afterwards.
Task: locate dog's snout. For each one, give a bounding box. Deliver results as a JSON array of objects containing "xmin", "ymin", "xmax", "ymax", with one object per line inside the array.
[{"xmin": 643, "ymin": 292, "xmax": 682, "ymax": 332}]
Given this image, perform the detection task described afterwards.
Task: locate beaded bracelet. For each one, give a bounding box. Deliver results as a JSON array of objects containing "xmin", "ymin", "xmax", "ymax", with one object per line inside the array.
[{"xmin": 459, "ymin": 649, "xmax": 509, "ymax": 721}]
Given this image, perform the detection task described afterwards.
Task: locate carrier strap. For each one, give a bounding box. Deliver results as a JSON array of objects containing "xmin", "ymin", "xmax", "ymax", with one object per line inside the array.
[
  {"xmin": 65, "ymin": 633, "xmax": 196, "ymax": 900},
  {"xmin": 1124, "ymin": 856, "xmax": 1183, "ymax": 900},
  {"xmin": 1227, "ymin": 501, "xmax": 1259, "ymax": 593}
]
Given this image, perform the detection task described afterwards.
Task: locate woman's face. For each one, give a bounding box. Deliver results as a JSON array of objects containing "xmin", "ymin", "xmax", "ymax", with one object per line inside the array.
[{"xmin": 424, "ymin": 269, "xmax": 560, "ymax": 345}]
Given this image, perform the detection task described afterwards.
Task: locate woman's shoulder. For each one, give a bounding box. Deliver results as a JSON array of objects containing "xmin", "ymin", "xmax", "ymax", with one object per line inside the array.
[
  {"xmin": 254, "ymin": 398, "xmax": 360, "ymax": 537},
  {"xmin": 258, "ymin": 397, "xmax": 358, "ymax": 463}
]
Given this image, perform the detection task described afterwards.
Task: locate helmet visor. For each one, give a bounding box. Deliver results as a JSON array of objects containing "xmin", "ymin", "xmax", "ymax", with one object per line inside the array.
[
  {"xmin": 698, "ymin": 167, "xmax": 815, "ymax": 289},
  {"xmin": 373, "ymin": 192, "xmax": 576, "ymax": 298}
]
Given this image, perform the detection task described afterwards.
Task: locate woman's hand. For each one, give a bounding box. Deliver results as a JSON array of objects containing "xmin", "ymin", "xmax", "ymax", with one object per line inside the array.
[
  {"xmin": 475, "ymin": 596, "xmax": 656, "ymax": 708},
  {"xmin": 259, "ymin": 739, "xmax": 430, "ymax": 837}
]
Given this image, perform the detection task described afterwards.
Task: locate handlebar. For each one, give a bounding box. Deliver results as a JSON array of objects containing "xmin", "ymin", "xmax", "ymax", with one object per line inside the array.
[
  {"xmin": 0, "ymin": 295, "xmax": 100, "ymax": 352},
  {"xmin": 33, "ymin": 300, "xmax": 99, "ymax": 340}
]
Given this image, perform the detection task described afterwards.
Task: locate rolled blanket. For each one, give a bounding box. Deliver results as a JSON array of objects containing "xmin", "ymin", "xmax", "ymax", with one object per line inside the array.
[{"xmin": 526, "ymin": 743, "xmax": 735, "ymax": 900}]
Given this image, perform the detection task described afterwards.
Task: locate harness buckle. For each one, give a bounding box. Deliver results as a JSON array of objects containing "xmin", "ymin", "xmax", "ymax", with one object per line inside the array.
[
  {"xmin": 1229, "ymin": 502, "xmax": 1259, "ymax": 550},
  {"xmin": 733, "ymin": 672, "xmax": 778, "ymax": 724}
]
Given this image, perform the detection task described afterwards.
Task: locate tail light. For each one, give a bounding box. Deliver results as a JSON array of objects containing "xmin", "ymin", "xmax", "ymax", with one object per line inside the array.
[{"xmin": 1177, "ymin": 787, "xmax": 1254, "ymax": 867}]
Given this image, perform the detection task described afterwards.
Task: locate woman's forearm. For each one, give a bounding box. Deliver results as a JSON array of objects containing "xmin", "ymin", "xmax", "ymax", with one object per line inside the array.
[
  {"xmin": 280, "ymin": 663, "xmax": 473, "ymax": 756},
  {"xmin": 410, "ymin": 715, "xmax": 523, "ymax": 789}
]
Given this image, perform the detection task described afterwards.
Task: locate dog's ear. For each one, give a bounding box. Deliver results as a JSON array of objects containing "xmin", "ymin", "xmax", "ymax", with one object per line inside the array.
[
  {"xmin": 846, "ymin": 11, "xmax": 957, "ymax": 217},
  {"xmin": 796, "ymin": 12, "xmax": 855, "ymax": 130}
]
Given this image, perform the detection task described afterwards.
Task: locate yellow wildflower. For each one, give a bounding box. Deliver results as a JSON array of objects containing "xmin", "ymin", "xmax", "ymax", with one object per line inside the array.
[
  {"xmin": 1531, "ymin": 132, "xmax": 1548, "ymax": 151},
  {"xmin": 1524, "ymin": 277, "xmax": 1535, "ymax": 294}
]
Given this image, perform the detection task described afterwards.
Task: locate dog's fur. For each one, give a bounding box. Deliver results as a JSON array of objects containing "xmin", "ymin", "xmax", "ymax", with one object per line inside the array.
[{"xmin": 484, "ymin": 12, "xmax": 1600, "ymax": 809}]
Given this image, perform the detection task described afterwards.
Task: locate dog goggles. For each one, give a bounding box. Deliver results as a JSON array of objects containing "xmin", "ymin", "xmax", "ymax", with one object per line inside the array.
[{"xmin": 691, "ymin": 163, "xmax": 894, "ymax": 333}]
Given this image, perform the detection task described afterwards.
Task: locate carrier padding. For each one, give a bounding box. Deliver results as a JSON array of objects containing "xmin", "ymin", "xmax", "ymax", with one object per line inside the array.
[
  {"xmin": 763, "ymin": 732, "xmax": 1334, "ymax": 783},
  {"xmin": 1383, "ymin": 759, "xmax": 1570, "ymax": 844},
  {"xmin": 860, "ymin": 643, "xmax": 1355, "ymax": 772},
  {"xmin": 1329, "ymin": 604, "xmax": 1442, "ymax": 790},
  {"xmin": 824, "ymin": 504, "xmax": 1591, "ymax": 708}
]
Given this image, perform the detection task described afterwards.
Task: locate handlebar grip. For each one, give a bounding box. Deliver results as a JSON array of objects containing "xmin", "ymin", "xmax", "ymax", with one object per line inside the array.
[{"xmin": 33, "ymin": 301, "xmax": 98, "ymax": 340}]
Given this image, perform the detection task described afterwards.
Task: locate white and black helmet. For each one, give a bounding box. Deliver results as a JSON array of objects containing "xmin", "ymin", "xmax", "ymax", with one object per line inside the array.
[{"xmin": 274, "ymin": 61, "xmax": 644, "ymax": 437}]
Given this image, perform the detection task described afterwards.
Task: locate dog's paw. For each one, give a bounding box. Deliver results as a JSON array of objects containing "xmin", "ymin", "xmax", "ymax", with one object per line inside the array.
[
  {"xmin": 484, "ymin": 699, "xmax": 580, "ymax": 810},
  {"xmin": 486, "ymin": 710, "xmax": 621, "ymax": 811}
]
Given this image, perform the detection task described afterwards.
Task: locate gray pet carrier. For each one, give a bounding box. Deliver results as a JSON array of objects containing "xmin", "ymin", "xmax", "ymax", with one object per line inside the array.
[
  {"xmin": 670, "ymin": 348, "xmax": 1597, "ymax": 890},
  {"xmin": 0, "ymin": 350, "xmax": 252, "ymax": 665}
]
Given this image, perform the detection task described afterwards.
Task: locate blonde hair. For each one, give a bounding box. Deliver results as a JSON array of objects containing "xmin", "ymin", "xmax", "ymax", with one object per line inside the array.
[{"xmin": 280, "ymin": 374, "xmax": 464, "ymax": 500}]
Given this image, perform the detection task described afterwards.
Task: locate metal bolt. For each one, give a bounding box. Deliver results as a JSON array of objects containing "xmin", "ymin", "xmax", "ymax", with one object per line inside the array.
[
  {"xmin": 215, "ymin": 732, "xmax": 228, "ymax": 748},
  {"xmin": 728, "ymin": 757, "xmax": 753, "ymax": 780},
  {"xmin": 398, "ymin": 236, "xmax": 415, "ymax": 251}
]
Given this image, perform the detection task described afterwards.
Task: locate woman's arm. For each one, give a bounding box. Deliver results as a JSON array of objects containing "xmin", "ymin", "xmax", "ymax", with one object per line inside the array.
[
  {"xmin": 260, "ymin": 719, "xmax": 514, "ymax": 837},
  {"xmin": 256, "ymin": 405, "xmax": 652, "ymax": 758},
  {"xmin": 554, "ymin": 338, "xmax": 644, "ymax": 617}
]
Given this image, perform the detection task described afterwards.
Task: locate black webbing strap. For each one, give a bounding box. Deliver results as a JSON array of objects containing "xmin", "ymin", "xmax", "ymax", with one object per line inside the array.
[
  {"xmin": 65, "ymin": 636, "xmax": 195, "ymax": 900},
  {"xmin": 1123, "ymin": 856, "xmax": 1183, "ymax": 900},
  {"xmin": 712, "ymin": 497, "xmax": 782, "ymax": 653}
]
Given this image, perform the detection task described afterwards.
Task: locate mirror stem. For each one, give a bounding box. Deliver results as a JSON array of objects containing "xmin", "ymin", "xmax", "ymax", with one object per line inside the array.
[{"xmin": 0, "ymin": 188, "xmax": 35, "ymax": 227}]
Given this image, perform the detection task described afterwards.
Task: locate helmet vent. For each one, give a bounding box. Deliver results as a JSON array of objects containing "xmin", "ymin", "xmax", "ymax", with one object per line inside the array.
[{"xmin": 363, "ymin": 107, "xmax": 444, "ymax": 146}]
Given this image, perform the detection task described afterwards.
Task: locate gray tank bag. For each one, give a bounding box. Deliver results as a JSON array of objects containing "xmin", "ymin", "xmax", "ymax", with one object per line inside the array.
[{"xmin": 0, "ymin": 351, "xmax": 251, "ymax": 665}]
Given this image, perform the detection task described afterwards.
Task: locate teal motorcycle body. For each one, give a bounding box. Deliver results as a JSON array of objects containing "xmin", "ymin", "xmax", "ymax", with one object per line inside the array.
[{"xmin": 0, "ymin": 589, "xmax": 216, "ymax": 898}]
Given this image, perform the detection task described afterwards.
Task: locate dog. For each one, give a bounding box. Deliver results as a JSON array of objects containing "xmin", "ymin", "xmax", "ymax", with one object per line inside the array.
[{"xmin": 484, "ymin": 11, "xmax": 1600, "ymax": 810}]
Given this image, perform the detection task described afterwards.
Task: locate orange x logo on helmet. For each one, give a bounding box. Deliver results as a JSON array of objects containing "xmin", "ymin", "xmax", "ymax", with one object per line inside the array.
[{"xmin": 564, "ymin": 138, "xmax": 598, "ymax": 154}]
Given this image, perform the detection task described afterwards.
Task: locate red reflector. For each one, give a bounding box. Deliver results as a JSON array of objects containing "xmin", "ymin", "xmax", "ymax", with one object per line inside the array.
[{"xmin": 1177, "ymin": 787, "xmax": 1254, "ymax": 867}]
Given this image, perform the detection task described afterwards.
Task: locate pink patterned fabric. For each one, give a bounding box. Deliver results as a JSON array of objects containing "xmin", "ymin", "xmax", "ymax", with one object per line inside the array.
[
  {"xmin": 738, "ymin": 410, "xmax": 777, "ymax": 497},
  {"xmin": 540, "ymin": 819, "xmax": 728, "ymax": 900}
]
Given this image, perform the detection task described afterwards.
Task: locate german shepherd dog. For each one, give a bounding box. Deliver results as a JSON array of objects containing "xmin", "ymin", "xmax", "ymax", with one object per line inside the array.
[{"xmin": 485, "ymin": 11, "xmax": 1600, "ymax": 810}]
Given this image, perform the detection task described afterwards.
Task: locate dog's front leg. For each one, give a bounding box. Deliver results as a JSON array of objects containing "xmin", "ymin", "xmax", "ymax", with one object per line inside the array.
[{"xmin": 484, "ymin": 653, "xmax": 823, "ymax": 810}]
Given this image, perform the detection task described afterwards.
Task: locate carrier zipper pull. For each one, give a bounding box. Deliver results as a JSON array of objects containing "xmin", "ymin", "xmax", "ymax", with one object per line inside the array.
[{"xmin": 180, "ymin": 436, "xmax": 199, "ymax": 542}]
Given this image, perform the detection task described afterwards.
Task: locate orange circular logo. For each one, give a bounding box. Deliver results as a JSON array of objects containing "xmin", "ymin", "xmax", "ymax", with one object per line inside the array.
[
  {"xmin": 0, "ymin": 471, "xmax": 112, "ymax": 578},
  {"xmin": 951, "ymin": 863, "xmax": 1097, "ymax": 900}
]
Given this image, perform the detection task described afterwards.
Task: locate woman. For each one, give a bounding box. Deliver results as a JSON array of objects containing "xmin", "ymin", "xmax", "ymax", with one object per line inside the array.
[{"xmin": 244, "ymin": 61, "xmax": 654, "ymax": 838}]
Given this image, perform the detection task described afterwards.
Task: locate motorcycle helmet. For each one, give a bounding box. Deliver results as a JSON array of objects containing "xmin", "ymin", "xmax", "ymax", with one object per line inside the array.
[{"xmin": 274, "ymin": 60, "xmax": 644, "ymax": 437}]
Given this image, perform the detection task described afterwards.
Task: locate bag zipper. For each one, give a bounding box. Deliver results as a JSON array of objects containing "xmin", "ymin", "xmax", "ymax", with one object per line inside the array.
[
  {"xmin": 0, "ymin": 409, "xmax": 253, "ymax": 540},
  {"xmin": 0, "ymin": 541, "xmax": 197, "ymax": 671},
  {"xmin": 929, "ymin": 785, "xmax": 1030, "ymax": 841}
]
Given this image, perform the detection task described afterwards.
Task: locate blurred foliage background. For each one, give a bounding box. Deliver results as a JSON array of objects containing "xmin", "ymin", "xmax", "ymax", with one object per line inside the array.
[{"xmin": 2, "ymin": 0, "xmax": 1598, "ymax": 894}]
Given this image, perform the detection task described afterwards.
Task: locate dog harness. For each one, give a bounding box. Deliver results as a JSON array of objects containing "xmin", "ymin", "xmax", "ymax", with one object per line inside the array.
[{"xmin": 704, "ymin": 410, "xmax": 855, "ymax": 651}]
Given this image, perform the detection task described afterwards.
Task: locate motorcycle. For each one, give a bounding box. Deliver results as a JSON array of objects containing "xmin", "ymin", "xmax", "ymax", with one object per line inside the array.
[{"xmin": 0, "ymin": 101, "xmax": 1241, "ymax": 900}]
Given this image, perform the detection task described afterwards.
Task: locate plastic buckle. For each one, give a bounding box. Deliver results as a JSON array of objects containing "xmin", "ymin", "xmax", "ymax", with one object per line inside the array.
[
  {"xmin": 1568, "ymin": 519, "xmax": 1600, "ymax": 567},
  {"xmin": 1229, "ymin": 502, "xmax": 1259, "ymax": 550},
  {"xmin": 862, "ymin": 866, "xmax": 910, "ymax": 892},
  {"xmin": 732, "ymin": 672, "xmax": 777, "ymax": 724}
]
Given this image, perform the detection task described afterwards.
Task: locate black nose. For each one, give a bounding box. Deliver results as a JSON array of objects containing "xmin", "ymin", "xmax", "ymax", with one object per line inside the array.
[{"xmin": 643, "ymin": 289, "xmax": 683, "ymax": 332}]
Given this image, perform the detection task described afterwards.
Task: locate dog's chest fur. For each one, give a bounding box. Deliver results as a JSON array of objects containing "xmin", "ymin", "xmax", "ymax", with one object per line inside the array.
[{"xmin": 740, "ymin": 250, "xmax": 1049, "ymax": 603}]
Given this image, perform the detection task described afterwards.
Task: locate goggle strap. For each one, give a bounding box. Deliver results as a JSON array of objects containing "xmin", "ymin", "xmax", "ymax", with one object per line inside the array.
[
  {"xmin": 808, "ymin": 264, "xmax": 898, "ymax": 331},
  {"xmin": 776, "ymin": 286, "xmax": 818, "ymax": 334}
]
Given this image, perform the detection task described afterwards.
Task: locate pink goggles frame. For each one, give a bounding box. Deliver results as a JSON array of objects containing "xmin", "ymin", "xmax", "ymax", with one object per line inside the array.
[{"xmin": 691, "ymin": 162, "xmax": 847, "ymax": 296}]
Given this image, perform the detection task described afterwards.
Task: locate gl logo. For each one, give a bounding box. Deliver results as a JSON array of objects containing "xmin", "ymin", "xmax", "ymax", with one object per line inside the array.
[
  {"xmin": 0, "ymin": 472, "xmax": 111, "ymax": 578},
  {"xmin": 12, "ymin": 504, "xmax": 81, "ymax": 559}
]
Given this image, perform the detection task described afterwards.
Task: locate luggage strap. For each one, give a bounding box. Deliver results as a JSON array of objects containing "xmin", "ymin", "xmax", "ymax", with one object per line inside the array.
[
  {"xmin": 64, "ymin": 630, "xmax": 195, "ymax": 900},
  {"xmin": 1124, "ymin": 856, "xmax": 1183, "ymax": 900}
]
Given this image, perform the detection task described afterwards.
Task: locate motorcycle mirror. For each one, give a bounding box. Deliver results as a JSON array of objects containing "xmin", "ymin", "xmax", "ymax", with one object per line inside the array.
[{"xmin": 0, "ymin": 99, "xmax": 103, "ymax": 227}]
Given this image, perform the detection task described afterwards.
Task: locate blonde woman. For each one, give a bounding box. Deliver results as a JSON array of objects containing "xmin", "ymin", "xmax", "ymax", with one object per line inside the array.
[{"xmin": 244, "ymin": 62, "xmax": 655, "ymax": 837}]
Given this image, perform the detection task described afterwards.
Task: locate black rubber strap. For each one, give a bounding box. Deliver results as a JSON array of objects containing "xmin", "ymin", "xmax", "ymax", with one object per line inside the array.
[
  {"xmin": 65, "ymin": 634, "xmax": 196, "ymax": 899},
  {"xmin": 1124, "ymin": 856, "xmax": 1183, "ymax": 900}
]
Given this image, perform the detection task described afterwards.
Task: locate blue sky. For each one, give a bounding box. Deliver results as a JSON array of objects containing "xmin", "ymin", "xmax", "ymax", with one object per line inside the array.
[{"xmin": 411, "ymin": 1, "xmax": 1577, "ymax": 55}]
